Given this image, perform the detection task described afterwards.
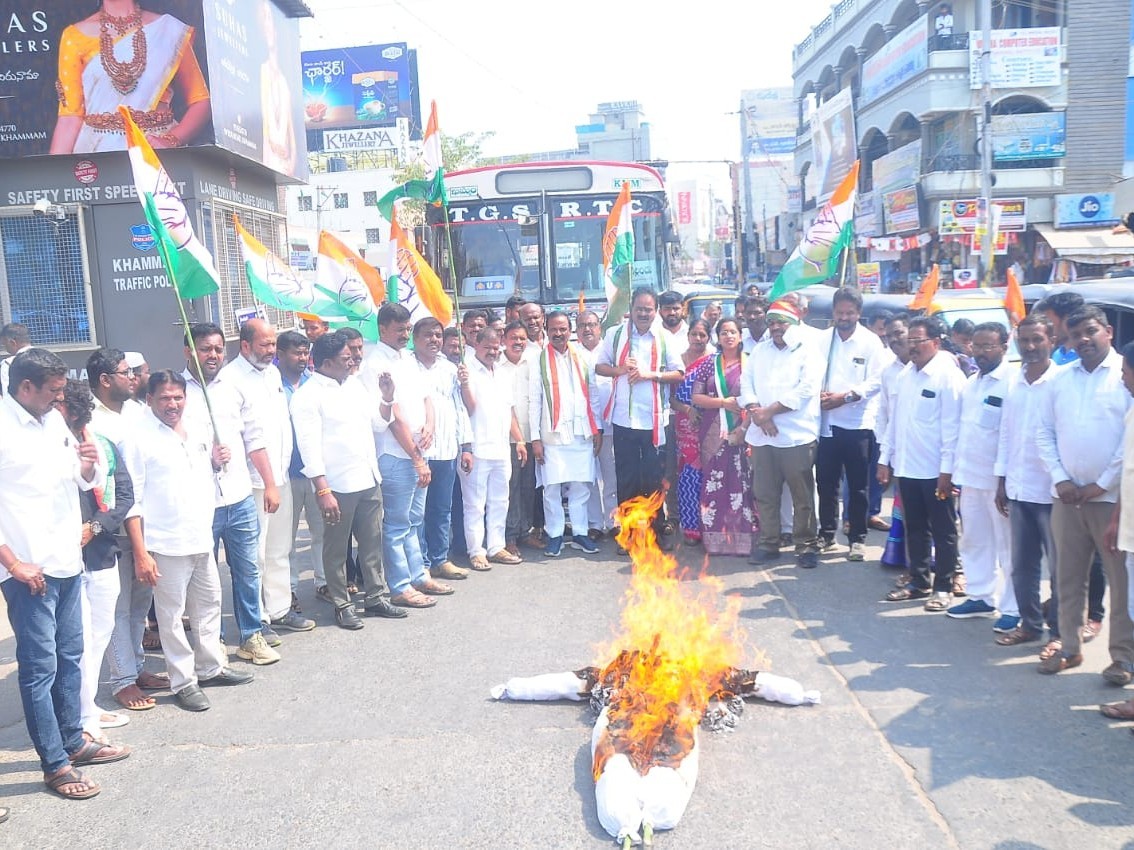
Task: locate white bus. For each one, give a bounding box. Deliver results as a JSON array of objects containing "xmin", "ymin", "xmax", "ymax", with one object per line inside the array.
[{"xmin": 425, "ymin": 160, "xmax": 673, "ymax": 315}]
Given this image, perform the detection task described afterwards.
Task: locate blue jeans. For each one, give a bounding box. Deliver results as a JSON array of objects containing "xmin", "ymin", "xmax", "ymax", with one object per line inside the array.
[
  {"xmin": 1009, "ymin": 500, "xmax": 1057, "ymax": 637},
  {"xmin": 379, "ymin": 454, "xmax": 428, "ymax": 595},
  {"xmin": 212, "ymin": 495, "xmax": 263, "ymax": 643},
  {"xmin": 3, "ymin": 574, "xmax": 85, "ymax": 774},
  {"xmin": 420, "ymin": 457, "xmax": 457, "ymax": 569}
]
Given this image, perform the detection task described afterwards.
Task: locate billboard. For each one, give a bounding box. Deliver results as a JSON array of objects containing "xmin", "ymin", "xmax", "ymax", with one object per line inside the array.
[
  {"xmin": 970, "ymin": 27, "xmax": 1062, "ymax": 89},
  {"xmin": 991, "ymin": 112, "xmax": 1065, "ymax": 162},
  {"xmin": 0, "ymin": 1, "xmax": 306, "ymax": 179},
  {"xmin": 938, "ymin": 198, "xmax": 1027, "ymax": 234},
  {"xmin": 882, "ymin": 185, "xmax": 921, "ymax": 234},
  {"xmin": 811, "ymin": 87, "xmax": 857, "ymax": 202},
  {"xmin": 872, "ymin": 139, "xmax": 921, "ymax": 194},
  {"xmin": 741, "ymin": 88, "xmax": 797, "ymax": 158},
  {"xmin": 301, "ymin": 44, "xmax": 420, "ymax": 142},
  {"xmin": 861, "ymin": 16, "xmax": 928, "ymax": 104},
  {"xmin": 1054, "ymin": 193, "xmax": 1119, "ymax": 228}
]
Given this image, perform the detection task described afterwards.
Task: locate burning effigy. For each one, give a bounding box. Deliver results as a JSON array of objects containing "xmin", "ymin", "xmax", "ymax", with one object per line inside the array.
[{"xmin": 491, "ymin": 492, "xmax": 819, "ymax": 847}]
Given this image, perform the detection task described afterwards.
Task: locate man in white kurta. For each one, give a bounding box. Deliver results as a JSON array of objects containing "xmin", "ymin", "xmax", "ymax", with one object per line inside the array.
[{"xmin": 529, "ymin": 312, "xmax": 603, "ymax": 557}]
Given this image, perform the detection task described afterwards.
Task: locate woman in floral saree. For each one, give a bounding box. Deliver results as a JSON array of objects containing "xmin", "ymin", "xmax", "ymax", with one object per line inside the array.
[{"xmin": 670, "ymin": 319, "xmax": 714, "ymax": 544}]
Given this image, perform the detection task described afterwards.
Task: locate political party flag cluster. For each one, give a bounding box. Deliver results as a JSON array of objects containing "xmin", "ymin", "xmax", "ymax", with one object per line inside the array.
[
  {"xmin": 376, "ymin": 100, "xmax": 447, "ymax": 220},
  {"xmin": 119, "ymin": 105, "xmax": 219, "ymax": 299},
  {"xmin": 235, "ymin": 217, "xmax": 350, "ymax": 320},
  {"xmin": 602, "ymin": 181, "xmax": 635, "ymax": 330},
  {"xmin": 387, "ymin": 202, "xmax": 453, "ymax": 327},
  {"xmin": 768, "ymin": 161, "xmax": 859, "ymax": 301}
]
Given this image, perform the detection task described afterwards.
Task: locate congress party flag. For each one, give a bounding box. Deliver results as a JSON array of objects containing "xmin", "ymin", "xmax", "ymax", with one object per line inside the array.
[
  {"xmin": 767, "ymin": 161, "xmax": 859, "ymax": 301},
  {"xmin": 376, "ymin": 100, "xmax": 448, "ymax": 220},
  {"xmin": 315, "ymin": 231, "xmax": 385, "ymax": 324},
  {"xmin": 119, "ymin": 105, "xmax": 219, "ymax": 299},
  {"xmin": 235, "ymin": 217, "xmax": 348, "ymax": 319},
  {"xmin": 388, "ymin": 205, "xmax": 453, "ymax": 326},
  {"xmin": 602, "ymin": 181, "xmax": 635, "ymax": 329}
]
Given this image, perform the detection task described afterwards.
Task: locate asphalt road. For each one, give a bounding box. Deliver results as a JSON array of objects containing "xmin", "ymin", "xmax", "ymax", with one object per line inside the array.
[{"xmin": 2, "ymin": 519, "xmax": 1134, "ymax": 849}]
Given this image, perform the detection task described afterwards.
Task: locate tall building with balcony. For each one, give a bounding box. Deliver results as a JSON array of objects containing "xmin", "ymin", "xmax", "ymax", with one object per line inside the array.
[{"xmin": 790, "ymin": 0, "xmax": 1134, "ymax": 292}]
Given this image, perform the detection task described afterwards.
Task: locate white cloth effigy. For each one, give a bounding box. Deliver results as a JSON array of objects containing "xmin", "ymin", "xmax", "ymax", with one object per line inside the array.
[{"xmin": 73, "ymin": 15, "xmax": 194, "ymax": 153}]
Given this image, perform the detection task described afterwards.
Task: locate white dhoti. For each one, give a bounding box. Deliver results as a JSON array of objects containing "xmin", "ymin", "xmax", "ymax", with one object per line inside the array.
[{"xmin": 542, "ymin": 439, "xmax": 595, "ymax": 539}]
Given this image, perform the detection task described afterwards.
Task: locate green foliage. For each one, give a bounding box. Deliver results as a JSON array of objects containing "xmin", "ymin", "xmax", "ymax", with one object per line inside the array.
[{"xmin": 389, "ymin": 131, "xmax": 494, "ymax": 227}]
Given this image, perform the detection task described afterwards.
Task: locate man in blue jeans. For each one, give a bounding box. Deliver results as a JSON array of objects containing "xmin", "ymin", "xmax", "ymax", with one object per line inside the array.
[
  {"xmin": 360, "ymin": 303, "xmax": 453, "ymax": 608},
  {"xmin": 411, "ymin": 317, "xmax": 471, "ymax": 582},
  {"xmin": 0, "ymin": 349, "xmax": 129, "ymax": 799},
  {"xmin": 182, "ymin": 323, "xmax": 279, "ymax": 665}
]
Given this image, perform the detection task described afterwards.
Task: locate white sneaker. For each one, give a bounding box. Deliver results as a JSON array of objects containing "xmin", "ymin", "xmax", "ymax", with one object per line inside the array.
[
  {"xmin": 847, "ymin": 542, "xmax": 866, "ymax": 562},
  {"xmin": 237, "ymin": 632, "xmax": 281, "ymax": 666}
]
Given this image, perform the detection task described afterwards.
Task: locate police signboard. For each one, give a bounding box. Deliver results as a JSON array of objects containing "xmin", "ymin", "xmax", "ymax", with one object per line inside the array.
[{"xmin": 1054, "ymin": 192, "xmax": 1119, "ymax": 228}]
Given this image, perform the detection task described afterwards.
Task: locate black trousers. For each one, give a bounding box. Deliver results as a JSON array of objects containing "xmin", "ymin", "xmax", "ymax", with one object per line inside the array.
[
  {"xmin": 612, "ymin": 424, "xmax": 664, "ymax": 531},
  {"xmin": 817, "ymin": 427, "xmax": 872, "ymax": 544},
  {"xmin": 898, "ymin": 477, "xmax": 957, "ymax": 593}
]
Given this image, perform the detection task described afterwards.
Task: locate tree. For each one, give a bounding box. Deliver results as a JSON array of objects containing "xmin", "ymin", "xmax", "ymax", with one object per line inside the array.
[{"xmin": 389, "ymin": 131, "xmax": 495, "ymax": 227}]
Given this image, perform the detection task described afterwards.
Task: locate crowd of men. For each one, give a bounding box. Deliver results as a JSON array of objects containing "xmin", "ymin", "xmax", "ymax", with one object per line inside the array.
[{"xmin": 3, "ymin": 279, "xmax": 1134, "ymax": 808}]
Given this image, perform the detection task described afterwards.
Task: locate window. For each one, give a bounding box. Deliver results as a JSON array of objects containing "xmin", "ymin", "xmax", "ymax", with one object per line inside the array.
[
  {"xmin": 363, "ymin": 190, "xmax": 378, "ymax": 207},
  {"xmin": 333, "ymin": 193, "xmax": 349, "ymax": 209},
  {"xmin": 0, "ymin": 208, "xmax": 94, "ymax": 347},
  {"xmin": 365, "ymin": 227, "xmax": 382, "ymax": 244},
  {"xmin": 297, "ymin": 195, "xmax": 313, "ymax": 212}
]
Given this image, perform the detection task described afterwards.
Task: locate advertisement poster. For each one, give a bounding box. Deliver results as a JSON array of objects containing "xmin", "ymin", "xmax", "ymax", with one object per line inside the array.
[
  {"xmin": 991, "ymin": 112, "xmax": 1065, "ymax": 162},
  {"xmin": 811, "ymin": 87, "xmax": 857, "ymax": 202},
  {"xmin": 882, "ymin": 185, "xmax": 921, "ymax": 233},
  {"xmin": 861, "ymin": 16, "xmax": 928, "ymax": 104},
  {"xmin": 872, "ymin": 139, "xmax": 921, "ymax": 194},
  {"xmin": 856, "ymin": 262, "xmax": 881, "ymax": 293},
  {"xmin": 741, "ymin": 87, "xmax": 797, "ymax": 158},
  {"xmin": 952, "ymin": 268, "xmax": 980, "ymax": 288},
  {"xmin": 1126, "ymin": 0, "xmax": 1134, "ymax": 177},
  {"xmin": 1055, "ymin": 193, "xmax": 1119, "ymax": 228},
  {"xmin": 939, "ymin": 198, "xmax": 1027, "ymax": 234},
  {"xmin": 203, "ymin": 0, "xmax": 308, "ymax": 180},
  {"xmin": 969, "ymin": 27, "xmax": 1062, "ymax": 89},
  {"xmin": 301, "ymin": 44, "xmax": 417, "ymax": 135}
]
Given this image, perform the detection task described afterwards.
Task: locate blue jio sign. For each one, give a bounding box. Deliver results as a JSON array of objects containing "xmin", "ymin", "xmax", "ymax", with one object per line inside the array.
[{"xmin": 1055, "ymin": 193, "xmax": 1118, "ymax": 228}]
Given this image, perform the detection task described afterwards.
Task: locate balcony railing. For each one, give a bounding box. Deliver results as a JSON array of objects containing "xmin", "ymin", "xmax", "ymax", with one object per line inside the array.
[
  {"xmin": 925, "ymin": 153, "xmax": 979, "ymax": 172},
  {"xmin": 929, "ymin": 32, "xmax": 970, "ymax": 52}
]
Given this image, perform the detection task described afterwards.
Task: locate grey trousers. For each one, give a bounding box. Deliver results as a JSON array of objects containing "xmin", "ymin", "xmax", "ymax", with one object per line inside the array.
[
  {"xmin": 751, "ymin": 441, "xmax": 819, "ymax": 553},
  {"xmin": 105, "ymin": 547, "xmax": 154, "ymax": 695},
  {"xmin": 322, "ymin": 486, "xmax": 388, "ymax": 610}
]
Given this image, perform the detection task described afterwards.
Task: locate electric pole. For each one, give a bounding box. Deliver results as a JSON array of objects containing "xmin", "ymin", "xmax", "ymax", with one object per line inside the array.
[
  {"xmin": 739, "ymin": 100, "xmax": 756, "ymax": 282},
  {"xmin": 979, "ymin": 0, "xmax": 994, "ymax": 283}
]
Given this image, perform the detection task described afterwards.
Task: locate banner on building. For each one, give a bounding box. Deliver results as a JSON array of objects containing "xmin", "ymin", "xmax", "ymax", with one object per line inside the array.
[
  {"xmin": 301, "ymin": 43, "xmax": 420, "ymax": 137},
  {"xmin": 741, "ymin": 88, "xmax": 797, "ymax": 158},
  {"xmin": 872, "ymin": 140, "xmax": 922, "ymax": 194},
  {"xmin": 992, "ymin": 113, "xmax": 1065, "ymax": 162},
  {"xmin": 856, "ymin": 262, "xmax": 881, "ymax": 293},
  {"xmin": 939, "ymin": 198, "xmax": 1027, "ymax": 234},
  {"xmin": 882, "ymin": 185, "xmax": 921, "ymax": 233},
  {"xmin": 969, "ymin": 27, "xmax": 1062, "ymax": 89},
  {"xmin": 1055, "ymin": 193, "xmax": 1119, "ymax": 228},
  {"xmin": 811, "ymin": 88, "xmax": 857, "ymax": 203},
  {"xmin": 861, "ymin": 16, "xmax": 928, "ymax": 104}
]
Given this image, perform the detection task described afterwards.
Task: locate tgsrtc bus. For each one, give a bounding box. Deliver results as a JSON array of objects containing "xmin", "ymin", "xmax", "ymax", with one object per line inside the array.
[{"xmin": 424, "ymin": 160, "xmax": 672, "ymax": 316}]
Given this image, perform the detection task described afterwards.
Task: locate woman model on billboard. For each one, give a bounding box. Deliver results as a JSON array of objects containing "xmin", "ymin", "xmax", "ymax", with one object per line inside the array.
[
  {"xmin": 49, "ymin": 1, "xmax": 212, "ymax": 154},
  {"xmin": 258, "ymin": 0, "xmax": 296, "ymax": 175}
]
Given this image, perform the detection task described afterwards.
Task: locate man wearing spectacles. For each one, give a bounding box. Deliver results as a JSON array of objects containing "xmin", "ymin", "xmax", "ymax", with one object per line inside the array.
[{"xmin": 879, "ymin": 316, "xmax": 966, "ymax": 612}]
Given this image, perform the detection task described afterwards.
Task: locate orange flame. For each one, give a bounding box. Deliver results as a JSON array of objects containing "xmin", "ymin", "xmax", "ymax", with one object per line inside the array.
[{"xmin": 592, "ymin": 492, "xmax": 750, "ymax": 779}]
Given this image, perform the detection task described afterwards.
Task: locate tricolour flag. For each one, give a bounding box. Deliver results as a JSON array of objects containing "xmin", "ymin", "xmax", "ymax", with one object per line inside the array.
[
  {"xmin": 376, "ymin": 100, "xmax": 447, "ymax": 220},
  {"xmin": 316, "ymin": 231, "xmax": 385, "ymax": 328},
  {"xmin": 909, "ymin": 264, "xmax": 940, "ymax": 312},
  {"xmin": 235, "ymin": 217, "xmax": 349, "ymax": 319},
  {"xmin": 602, "ymin": 181, "xmax": 635, "ymax": 329},
  {"xmin": 1005, "ymin": 266, "xmax": 1025, "ymax": 325},
  {"xmin": 119, "ymin": 105, "xmax": 219, "ymax": 299},
  {"xmin": 387, "ymin": 204, "xmax": 453, "ymax": 326},
  {"xmin": 767, "ymin": 161, "xmax": 860, "ymax": 301}
]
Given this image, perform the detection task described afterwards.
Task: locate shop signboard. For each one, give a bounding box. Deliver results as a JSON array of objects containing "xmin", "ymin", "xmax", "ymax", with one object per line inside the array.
[
  {"xmin": 969, "ymin": 27, "xmax": 1062, "ymax": 89},
  {"xmin": 1054, "ymin": 192, "xmax": 1119, "ymax": 228},
  {"xmin": 882, "ymin": 185, "xmax": 921, "ymax": 233},
  {"xmin": 856, "ymin": 262, "xmax": 881, "ymax": 293},
  {"xmin": 872, "ymin": 139, "xmax": 921, "ymax": 194},
  {"xmin": 939, "ymin": 198, "xmax": 1027, "ymax": 234},
  {"xmin": 861, "ymin": 16, "xmax": 928, "ymax": 104},
  {"xmin": 992, "ymin": 113, "xmax": 1065, "ymax": 162}
]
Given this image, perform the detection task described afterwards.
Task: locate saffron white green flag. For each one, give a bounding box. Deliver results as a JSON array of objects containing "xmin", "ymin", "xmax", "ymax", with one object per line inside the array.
[
  {"xmin": 235, "ymin": 217, "xmax": 348, "ymax": 319},
  {"xmin": 376, "ymin": 100, "xmax": 447, "ymax": 220},
  {"xmin": 768, "ymin": 161, "xmax": 859, "ymax": 300},
  {"xmin": 387, "ymin": 203, "xmax": 454, "ymax": 326},
  {"xmin": 602, "ymin": 181, "xmax": 635, "ymax": 329}
]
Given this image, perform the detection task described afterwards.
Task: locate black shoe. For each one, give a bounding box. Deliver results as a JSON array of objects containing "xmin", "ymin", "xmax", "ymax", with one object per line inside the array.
[
  {"xmin": 778, "ymin": 532, "xmax": 794, "ymax": 549},
  {"xmin": 335, "ymin": 605, "xmax": 364, "ymax": 630},
  {"xmin": 363, "ymin": 598, "xmax": 409, "ymax": 619},
  {"xmin": 199, "ymin": 667, "xmax": 254, "ymax": 687},
  {"xmin": 797, "ymin": 551, "xmax": 820, "ymax": 569},
  {"xmin": 748, "ymin": 548, "xmax": 779, "ymax": 565},
  {"xmin": 175, "ymin": 684, "xmax": 211, "ymax": 712}
]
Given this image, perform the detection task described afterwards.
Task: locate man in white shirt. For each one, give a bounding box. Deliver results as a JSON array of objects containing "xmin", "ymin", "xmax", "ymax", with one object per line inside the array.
[
  {"xmin": 182, "ymin": 323, "xmax": 279, "ymax": 666},
  {"xmin": 292, "ymin": 331, "xmax": 405, "ymax": 630},
  {"xmin": 461, "ymin": 308, "xmax": 489, "ymax": 362},
  {"xmin": 412, "ymin": 318, "xmax": 471, "ymax": 583},
  {"xmin": 948, "ymin": 323, "xmax": 1019, "ymax": 629},
  {"xmin": 578, "ymin": 310, "xmax": 618, "ymax": 537},
  {"xmin": 596, "ymin": 288, "xmax": 685, "ymax": 545},
  {"xmin": 221, "ymin": 319, "xmax": 315, "ymax": 637},
  {"xmin": 740, "ymin": 298, "xmax": 823, "ymax": 569},
  {"xmin": 520, "ymin": 302, "xmax": 547, "ymax": 354},
  {"xmin": 816, "ymin": 288, "xmax": 885, "ymax": 561},
  {"xmin": 360, "ymin": 303, "xmax": 452, "ymax": 609},
  {"xmin": 657, "ymin": 290, "xmax": 688, "ymax": 531},
  {"xmin": 994, "ymin": 315, "xmax": 1062, "ymax": 649},
  {"xmin": 873, "ymin": 317, "xmax": 909, "ymax": 541},
  {"xmin": 530, "ymin": 311, "xmax": 603, "ymax": 557},
  {"xmin": 459, "ymin": 327, "xmax": 528, "ymax": 571},
  {"xmin": 1036, "ymin": 306, "xmax": 1134, "ymax": 681},
  {"xmin": 127, "ymin": 370, "xmax": 253, "ymax": 713},
  {"xmin": 499, "ymin": 321, "xmax": 539, "ymax": 556},
  {"xmin": 879, "ymin": 316, "xmax": 966, "ymax": 611},
  {"xmin": 0, "ymin": 321, "xmax": 31, "ymax": 396},
  {"xmin": 0, "ymin": 349, "xmax": 124, "ymax": 798}
]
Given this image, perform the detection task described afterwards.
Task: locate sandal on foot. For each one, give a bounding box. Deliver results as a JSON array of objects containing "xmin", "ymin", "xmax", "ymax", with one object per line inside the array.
[
  {"xmin": 995, "ymin": 627, "xmax": 1041, "ymax": 646},
  {"xmin": 69, "ymin": 735, "xmax": 131, "ymax": 766},
  {"xmin": 45, "ymin": 767, "xmax": 100, "ymax": 800},
  {"xmin": 1081, "ymin": 620, "xmax": 1103, "ymax": 643},
  {"xmin": 923, "ymin": 593, "xmax": 952, "ymax": 612},
  {"xmin": 390, "ymin": 589, "xmax": 437, "ymax": 608},
  {"xmin": 99, "ymin": 712, "xmax": 130, "ymax": 730},
  {"xmin": 114, "ymin": 684, "xmax": 155, "ymax": 711},
  {"xmin": 1037, "ymin": 652, "xmax": 1083, "ymax": 675},
  {"xmin": 883, "ymin": 586, "xmax": 931, "ymax": 603},
  {"xmin": 1038, "ymin": 639, "xmax": 1063, "ymax": 661},
  {"xmin": 1099, "ymin": 699, "xmax": 1134, "ymax": 720},
  {"xmin": 414, "ymin": 579, "xmax": 454, "ymax": 596},
  {"xmin": 141, "ymin": 628, "xmax": 161, "ymax": 651},
  {"xmin": 468, "ymin": 556, "xmax": 492, "ymax": 572}
]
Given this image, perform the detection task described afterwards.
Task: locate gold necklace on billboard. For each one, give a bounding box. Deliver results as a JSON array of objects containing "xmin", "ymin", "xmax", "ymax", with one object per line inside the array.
[{"xmin": 100, "ymin": 5, "xmax": 147, "ymax": 95}]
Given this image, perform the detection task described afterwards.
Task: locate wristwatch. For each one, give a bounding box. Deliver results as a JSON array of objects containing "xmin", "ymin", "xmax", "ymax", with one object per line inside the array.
[
  {"xmin": 845, "ymin": 390, "xmax": 861, "ymax": 403},
  {"xmin": 89, "ymin": 520, "xmax": 103, "ymax": 536}
]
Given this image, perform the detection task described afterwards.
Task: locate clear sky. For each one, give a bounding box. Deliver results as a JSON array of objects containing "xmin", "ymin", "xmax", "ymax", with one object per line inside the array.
[{"xmin": 300, "ymin": 0, "xmax": 837, "ymax": 191}]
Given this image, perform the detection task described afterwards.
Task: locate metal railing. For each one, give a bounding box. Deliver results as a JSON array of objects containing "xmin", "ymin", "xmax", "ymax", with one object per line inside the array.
[{"xmin": 929, "ymin": 32, "xmax": 970, "ymax": 52}]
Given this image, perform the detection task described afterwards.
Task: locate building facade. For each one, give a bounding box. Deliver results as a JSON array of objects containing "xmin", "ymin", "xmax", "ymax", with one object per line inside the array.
[{"xmin": 788, "ymin": 0, "xmax": 1134, "ymax": 293}]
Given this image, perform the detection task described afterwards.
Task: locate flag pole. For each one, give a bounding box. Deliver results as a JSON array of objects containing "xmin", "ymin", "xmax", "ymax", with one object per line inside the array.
[
  {"xmin": 440, "ymin": 204, "xmax": 465, "ymax": 361},
  {"xmin": 822, "ymin": 231, "xmax": 854, "ymax": 393}
]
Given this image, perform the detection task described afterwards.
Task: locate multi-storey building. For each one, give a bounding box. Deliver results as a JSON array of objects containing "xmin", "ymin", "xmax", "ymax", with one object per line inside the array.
[{"xmin": 788, "ymin": 0, "xmax": 1134, "ymax": 292}]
